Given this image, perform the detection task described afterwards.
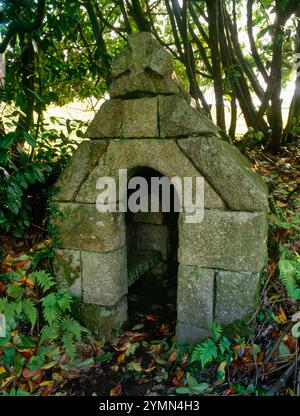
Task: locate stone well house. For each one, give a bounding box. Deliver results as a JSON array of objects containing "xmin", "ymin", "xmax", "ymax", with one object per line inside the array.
[{"xmin": 52, "ymin": 33, "xmax": 268, "ymax": 342}]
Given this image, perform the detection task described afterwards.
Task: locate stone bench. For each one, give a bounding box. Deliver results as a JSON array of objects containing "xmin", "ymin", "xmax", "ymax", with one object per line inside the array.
[{"xmin": 127, "ymin": 250, "xmax": 162, "ymax": 287}]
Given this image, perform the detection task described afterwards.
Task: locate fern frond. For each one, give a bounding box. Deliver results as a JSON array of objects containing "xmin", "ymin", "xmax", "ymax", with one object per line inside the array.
[
  {"xmin": 279, "ymin": 257, "xmax": 300, "ymax": 300},
  {"xmin": 0, "ymin": 297, "xmax": 8, "ymax": 313},
  {"xmin": 30, "ymin": 270, "xmax": 56, "ymax": 292},
  {"xmin": 22, "ymin": 299, "xmax": 37, "ymax": 328},
  {"xmin": 40, "ymin": 324, "xmax": 60, "ymax": 343},
  {"xmin": 62, "ymin": 332, "xmax": 76, "ymax": 359},
  {"xmin": 211, "ymin": 321, "xmax": 222, "ymax": 341},
  {"xmin": 43, "ymin": 305, "xmax": 62, "ymax": 326},
  {"xmin": 42, "ymin": 292, "xmax": 62, "ymax": 325},
  {"xmin": 191, "ymin": 339, "xmax": 218, "ymax": 368},
  {"xmin": 6, "ymin": 284, "xmax": 24, "ymax": 300},
  {"xmin": 60, "ymin": 317, "xmax": 87, "ymax": 341},
  {"xmin": 56, "ymin": 290, "xmax": 72, "ymax": 312}
]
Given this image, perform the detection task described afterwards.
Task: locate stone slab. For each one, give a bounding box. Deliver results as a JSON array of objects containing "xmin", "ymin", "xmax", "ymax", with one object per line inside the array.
[
  {"xmin": 85, "ymin": 100, "xmax": 123, "ymax": 138},
  {"xmin": 122, "ymin": 97, "xmax": 158, "ymax": 138},
  {"xmin": 177, "ymin": 265, "xmax": 214, "ymax": 328},
  {"xmin": 159, "ymin": 95, "xmax": 219, "ymax": 137},
  {"xmin": 178, "ymin": 210, "xmax": 268, "ymax": 272},
  {"xmin": 72, "ymin": 297, "xmax": 127, "ymax": 341},
  {"xmin": 178, "ymin": 136, "xmax": 269, "ymax": 212},
  {"xmin": 109, "ymin": 32, "xmax": 179, "ymax": 98},
  {"xmin": 215, "ymin": 271, "xmax": 260, "ymax": 326},
  {"xmin": 76, "ymin": 139, "xmax": 225, "ymax": 208},
  {"xmin": 54, "ymin": 202, "xmax": 125, "ymax": 252},
  {"xmin": 82, "ymin": 247, "xmax": 127, "ymax": 306},
  {"xmin": 53, "ymin": 140, "xmax": 108, "ymax": 202},
  {"xmin": 52, "ymin": 248, "xmax": 82, "ymax": 299},
  {"xmin": 176, "ymin": 322, "xmax": 211, "ymax": 344},
  {"xmin": 133, "ymin": 211, "xmax": 165, "ymax": 225},
  {"xmin": 136, "ymin": 223, "xmax": 168, "ymax": 260}
]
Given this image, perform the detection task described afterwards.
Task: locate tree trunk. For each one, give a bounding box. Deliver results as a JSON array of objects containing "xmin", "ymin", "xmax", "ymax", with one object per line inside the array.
[
  {"xmin": 206, "ymin": 0, "xmax": 226, "ymax": 130},
  {"xmin": 127, "ymin": 0, "xmax": 151, "ymax": 32},
  {"xmin": 284, "ymin": 7, "xmax": 300, "ymax": 140},
  {"xmin": 218, "ymin": 0, "xmax": 262, "ymax": 130},
  {"xmin": 229, "ymin": 94, "xmax": 237, "ymax": 139},
  {"xmin": 166, "ymin": 0, "xmax": 211, "ymax": 114},
  {"xmin": 85, "ymin": 0, "xmax": 111, "ymax": 85},
  {"xmin": 268, "ymin": 13, "xmax": 286, "ymax": 153},
  {"xmin": 16, "ymin": 35, "xmax": 35, "ymax": 135},
  {"xmin": 247, "ymin": 0, "xmax": 269, "ymax": 83}
]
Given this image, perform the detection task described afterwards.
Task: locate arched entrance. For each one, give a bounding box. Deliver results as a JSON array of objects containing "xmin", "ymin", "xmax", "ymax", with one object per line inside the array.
[{"xmin": 125, "ymin": 167, "xmax": 179, "ymax": 336}]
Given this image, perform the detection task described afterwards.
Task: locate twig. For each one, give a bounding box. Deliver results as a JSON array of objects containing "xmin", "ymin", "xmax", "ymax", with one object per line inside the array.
[
  {"xmin": 268, "ymin": 355, "xmax": 300, "ymax": 395},
  {"xmin": 265, "ymin": 322, "xmax": 294, "ymax": 364}
]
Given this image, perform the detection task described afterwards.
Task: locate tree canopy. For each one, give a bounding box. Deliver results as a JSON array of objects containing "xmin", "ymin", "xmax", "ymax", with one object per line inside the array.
[{"xmin": 0, "ymin": 0, "xmax": 300, "ymax": 151}]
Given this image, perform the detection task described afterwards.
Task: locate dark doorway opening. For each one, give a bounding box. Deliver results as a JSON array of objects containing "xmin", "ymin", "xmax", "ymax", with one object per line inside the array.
[{"xmin": 125, "ymin": 167, "xmax": 179, "ymax": 339}]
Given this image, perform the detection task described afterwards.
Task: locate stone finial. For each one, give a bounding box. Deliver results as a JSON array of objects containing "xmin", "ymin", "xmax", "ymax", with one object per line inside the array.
[{"xmin": 109, "ymin": 32, "xmax": 179, "ymax": 98}]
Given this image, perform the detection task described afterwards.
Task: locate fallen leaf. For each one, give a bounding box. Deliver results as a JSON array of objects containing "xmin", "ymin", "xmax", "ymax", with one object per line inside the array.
[
  {"xmin": 292, "ymin": 322, "xmax": 300, "ymax": 338},
  {"xmin": 132, "ymin": 324, "xmax": 144, "ymax": 331},
  {"xmin": 144, "ymin": 366, "xmax": 156, "ymax": 373},
  {"xmin": 117, "ymin": 353, "xmax": 126, "ymax": 363},
  {"xmin": 22, "ymin": 368, "xmax": 41, "ymax": 379},
  {"xmin": 278, "ymin": 307, "xmax": 288, "ymax": 323},
  {"xmin": 176, "ymin": 367, "xmax": 184, "ymax": 380},
  {"xmin": 145, "ymin": 314, "xmax": 157, "ymax": 322},
  {"xmin": 181, "ymin": 353, "xmax": 188, "ymax": 365},
  {"xmin": 0, "ymin": 367, "xmax": 6, "ymax": 375},
  {"xmin": 172, "ymin": 377, "xmax": 182, "ymax": 387},
  {"xmin": 131, "ymin": 362, "xmax": 143, "ymax": 372},
  {"xmin": 110, "ymin": 382, "xmax": 122, "ymax": 396},
  {"xmin": 292, "ymin": 311, "xmax": 300, "ymax": 322},
  {"xmin": 158, "ymin": 324, "xmax": 169, "ymax": 334},
  {"xmin": 41, "ymin": 361, "xmax": 58, "ymax": 370},
  {"xmin": 18, "ymin": 276, "xmax": 35, "ymax": 287},
  {"xmin": 39, "ymin": 381, "xmax": 54, "ymax": 387},
  {"xmin": 276, "ymin": 200, "xmax": 288, "ymax": 208},
  {"xmin": 18, "ymin": 348, "xmax": 35, "ymax": 360}
]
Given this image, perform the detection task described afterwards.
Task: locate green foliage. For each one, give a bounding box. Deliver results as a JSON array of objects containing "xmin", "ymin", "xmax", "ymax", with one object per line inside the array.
[
  {"xmin": 211, "ymin": 321, "xmax": 222, "ymax": 341},
  {"xmin": 176, "ymin": 373, "xmax": 209, "ymax": 395},
  {"xmin": 0, "ymin": 110, "xmax": 82, "ymax": 238},
  {"xmin": 278, "ymin": 245, "xmax": 300, "ymax": 300},
  {"xmin": 30, "ymin": 270, "xmax": 56, "ymax": 292},
  {"xmin": 22, "ymin": 299, "xmax": 37, "ymax": 328},
  {"xmin": 1, "ymin": 387, "xmax": 30, "ymax": 397},
  {"xmin": 0, "ymin": 268, "xmax": 87, "ymax": 359},
  {"xmin": 190, "ymin": 323, "xmax": 232, "ymax": 369},
  {"xmin": 170, "ymin": 342, "xmax": 193, "ymax": 363},
  {"xmin": 61, "ymin": 332, "xmax": 76, "ymax": 360},
  {"xmin": 191, "ymin": 339, "xmax": 218, "ymax": 369}
]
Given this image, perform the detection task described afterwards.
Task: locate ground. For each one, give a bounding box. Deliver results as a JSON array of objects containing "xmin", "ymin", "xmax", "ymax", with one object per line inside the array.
[{"xmin": 0, "ymin": 144, "xmax": 299, "ymax": 396}]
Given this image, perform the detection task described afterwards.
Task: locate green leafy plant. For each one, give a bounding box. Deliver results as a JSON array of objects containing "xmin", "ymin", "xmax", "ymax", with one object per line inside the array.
[
  {"xmin": 278, "ymin": 245, "xmax": 300, "ymax": 300},
  {"xmin": 0, "ymin": 269, "xmax": 87, "ymax": 359},
  {"xmin": 190, "ymin": 322, "xmax": 231, "ymax": 369},
  {"xmin": 291, "ymin": 311, "xmax": 300, "ymax": 339},
  {"xmin": 0, "ymin": 113, "xmax": 83, "ymax": 238},
  {"xmin": 176, "ymin": 373, "xmax": 209, "ymax": 395},
  {"xmin": 1, "ymin": 387, "xmax": 31, "ymax": 396}
]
